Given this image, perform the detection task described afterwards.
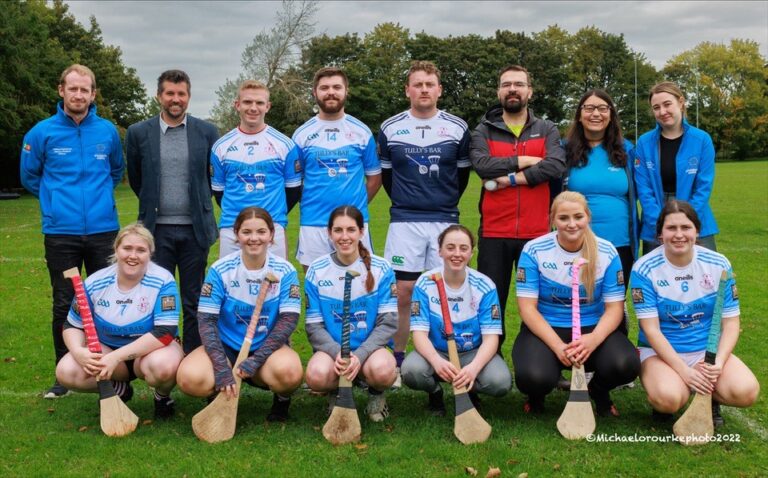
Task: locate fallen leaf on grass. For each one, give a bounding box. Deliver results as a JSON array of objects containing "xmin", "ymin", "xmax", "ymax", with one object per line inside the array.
[
  {"xmin": 4, "ymin": 357, "xmax": 16, "ymax": 363},
  {"xmin": 486, "ymin": 468, "xmax": 501, "ymax": 478},
  {"xmin": 354, "ymin": 444, "xmax": 368, "ymax": 450},
  {"xmin": 142, "ymin": 419, "xmax": 153, "ymax": 426},
  {"xmin": 465, "ymin": 466, "xmax": 478, "ymax": 476},
  {"xmin": 312, "ymin": 426, "xmax": 320, "ymax": 431},
  {"xmin": 553, "ymin": 464, "xmax": 561, "ymax": 471},
  {"xmin": 78, "ymin": 426, "xmax": 88, "ymax": 432},
  {"xmin": 506, "ymin": 459, "xmax": 519, "ymax": 465},
  {"xmin": 47, "ymin": 408, "xmax": 55, "ymax": 414},
  {"xmin": 518, "ymin": 473, "xmax": 528, "ymax": 478}
]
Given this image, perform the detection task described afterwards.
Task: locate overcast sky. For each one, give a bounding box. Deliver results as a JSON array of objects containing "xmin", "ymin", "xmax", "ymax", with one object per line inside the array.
[{"xmin": 66, "ymin": 1, "xmax": 768, "ymax": 118}]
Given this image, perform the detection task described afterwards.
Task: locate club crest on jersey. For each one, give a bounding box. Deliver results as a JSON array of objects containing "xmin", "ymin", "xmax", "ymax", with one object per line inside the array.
[
  {"xmin": 699, "ymin": 273, "xmax": 715, "ymax": 290},
  {"xmin": 617, "ymin": 270, "xmax": 624, "ymax": 286},
  {"xmin": 631, "ymin": 288, "xmax": 644, "ymax": 304},
  {"xmin": 390, "ymin": 283, "xmax": 398, "ymax": 298},
  {"xmin": 138, "ymin": 296, "xmax": 150, "ymax": 313},
  {"xmin": 731, "ymin": 283, "xmax": 739, "ymax": 300},
  {"xmin": 491, "ymin": 304, "xmax": 501, "ymax": 320},
  {"xmin": 410, "ymin": 301, "xmax": 420, "ymax": 317},
  {"xmin": 161, "ymin": 295, "xmax": 177, "ymax": 311},
  {"xmin": 289, "ymin": 284, "xmax": 300, "ymax": 299},
  {"xmin": 201, "ymin": 282, "xmax": 213, "ymax": 297},
  {"xmin": 294, "ymin": 159, "xmax": 301, "ymax": 173},
  {"xmin": 516, "ymin": 268, "xmax": 526, "ymax": 283}
]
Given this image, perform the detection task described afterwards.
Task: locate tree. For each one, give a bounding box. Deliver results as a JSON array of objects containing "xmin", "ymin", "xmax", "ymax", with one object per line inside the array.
[
  {"xmin": 663, "ymin": 39, "xmax": 768, "ymax": 159},
  {"xmin": 210, "ymin": 0, "xmax": 318, "ymax": 133}
]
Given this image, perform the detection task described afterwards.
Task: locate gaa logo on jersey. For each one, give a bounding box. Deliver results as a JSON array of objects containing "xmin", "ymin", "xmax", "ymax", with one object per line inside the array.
[
  {"xmin": 410, "ymin": 301, "xmax": 420, "ymax": 317},
  {"xmin": 97, "ymin": 299, "xmax": 110, "ymax": 308},
  {"xmin": 161, "ymin": 295, "xmax": 176, "ymax": 311}
]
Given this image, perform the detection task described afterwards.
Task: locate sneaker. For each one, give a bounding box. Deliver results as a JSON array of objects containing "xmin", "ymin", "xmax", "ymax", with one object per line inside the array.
[
  {"xmin": 154, "ymin": 394, "xmax": 175, "ymax": 419},
  {"xmin": 596, "ymin": 401, "xmax": 620, "ymax": 417},
  {"xmin": 523, "ymin": 396, "xmax": 545, "ymax": 414},
  {"xmin": 468, "ymin": 392, "xmax": 482, "ymax": 411},
  {"xmin": 651, "ymin": 409, "xmax": 673, "ymax": 423},
  {"xmin": 616, "ymin": 380, "xmax": 636, "ymax": 390},
  {"xmin": 391, "ymin": 367, "xmax": 402, "ymax": 389},
  {"xmin": 366, "ymin": 392, "xmax": 389, "ymax": 422},
  {"xmin": 427, "ymin": 388, "xmax": 446, "ymax": 417},
  {"xmin": 556, "ymin": 373, "xmax": 570, "ymax": 391},
  {"xmin": 712, "ymin": 400, "xmax": 724, "ymax": 428},
  {"xmin": 44, "ymin": 381, "xmax": 70, "ymax": 399},
  {"xmin": 267, "ymin": 394, "xmax": 291, "ymax": 423},
  {"xmin": 115, "ymin": 381, "xmax": 133, "ymax": 404},
  {"xmin": 585, "ymin": 372, "xmax": 594, "ymax": 384}
]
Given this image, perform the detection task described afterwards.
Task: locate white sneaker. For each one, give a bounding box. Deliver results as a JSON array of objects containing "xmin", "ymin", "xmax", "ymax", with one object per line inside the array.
[
  {"xmin": 366, "ymin": 393, "xmax": 389, "ymax": 422},
  {"xmin": 616, "ymin": 380, "xmax": 635, "ymax": 390},
  {"xmin": 391, "ymin": 367, "xmax": 402, "ymax": 389},
  {"xmin": 585, "ymin": 372, "xmax": 594, "ymax": 384}
]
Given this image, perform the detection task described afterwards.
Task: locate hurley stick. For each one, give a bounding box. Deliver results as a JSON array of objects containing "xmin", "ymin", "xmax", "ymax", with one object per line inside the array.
[
  {"xmin": 192, "ymin": 272, "xmax": 279, "ymax": 443},
  {"xmin": 63, "ymin": 267, "xmax": 139, "ymax": 437},
  {"xmin": 323, "ymin": 270, "xmax": 362, "ymax": 445},
  {"xmin": 431, "ymin": 272, "xmax": 492, "ymax": 444},
  {"xmin": 556, "ymin": 258, "xmax": 595, "ymax": 440},
  {"xmin": 673, "ymin": 270, "xmax": 729, "ymax": 446}
]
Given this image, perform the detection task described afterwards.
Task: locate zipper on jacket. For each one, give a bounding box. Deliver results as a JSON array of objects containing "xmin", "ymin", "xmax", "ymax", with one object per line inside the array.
[{"xmin": 79, "ymin": 127, "xmax": 87, "ymax": 234}]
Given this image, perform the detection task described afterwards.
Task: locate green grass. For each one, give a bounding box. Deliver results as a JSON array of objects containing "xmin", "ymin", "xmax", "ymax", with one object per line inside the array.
[{"xmin": 1, "ymin": 162, "xmax": 766, "ymax": 477}]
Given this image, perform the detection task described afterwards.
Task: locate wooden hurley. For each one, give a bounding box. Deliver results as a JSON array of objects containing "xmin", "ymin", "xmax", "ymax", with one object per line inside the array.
[
  {"xmin": 192, "ymin": 272, "xmax": 279, "ymax": 443},
  {"xmin": 323, "ymin": 270, "xmax": 362, "ymax": 445},
  {"xmin": 673, "ymin": 270, "xmax": 729, "ymax": 446},
  {"xmin": 63, "ymin": 267, "xmax": 139, "ymax": 437},
  {"xmin": 431, "ymin": 272, "xmax": 492, "ymax": 445},
  {"xmin": 556, "ymin": 258, "xmax": 596, "ymax": 440}
]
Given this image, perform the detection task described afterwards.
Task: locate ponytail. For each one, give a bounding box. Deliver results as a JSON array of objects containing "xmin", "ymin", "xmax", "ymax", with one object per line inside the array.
[
  {"xmin": 358, "ymin": 242, "xmax": 374, "ymax": 293},
  {"xmin": 580, "ymin": 227, "xmax": 598, "ymax": 301}
]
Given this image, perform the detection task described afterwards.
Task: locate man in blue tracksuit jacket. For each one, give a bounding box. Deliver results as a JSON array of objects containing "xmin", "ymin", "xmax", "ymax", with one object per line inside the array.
[{"xmin": 20, "ymin": 64, "xmax": 124, "ymax": 399}]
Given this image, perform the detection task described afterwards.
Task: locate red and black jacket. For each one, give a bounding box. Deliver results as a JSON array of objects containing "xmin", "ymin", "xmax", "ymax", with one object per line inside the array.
[{"xmin": 469, "ymin": 105, "xmax": 565, "ymax": 239}]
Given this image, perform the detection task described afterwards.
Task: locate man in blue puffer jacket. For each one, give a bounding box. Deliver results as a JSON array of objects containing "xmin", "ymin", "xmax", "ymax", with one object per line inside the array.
[{"xmin": 20, "ymin": 64, "xmax": 124, "ymax": 399}]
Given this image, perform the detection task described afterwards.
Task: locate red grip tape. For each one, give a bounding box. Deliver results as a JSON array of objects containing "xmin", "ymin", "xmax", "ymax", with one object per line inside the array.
[{"xmin": 70, "ymin": 275, "xmax": 103, "ymax": 354}]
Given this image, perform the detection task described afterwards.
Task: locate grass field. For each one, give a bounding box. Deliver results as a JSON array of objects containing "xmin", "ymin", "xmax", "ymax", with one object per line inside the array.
[{"xmin": 1, "ymin": 162, "xmax": 766, "ymax": 477}]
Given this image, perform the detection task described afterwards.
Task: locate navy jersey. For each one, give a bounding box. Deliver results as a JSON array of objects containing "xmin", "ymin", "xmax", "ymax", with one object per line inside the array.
[
  {"xmin": 67, "ymin": 263, "xmax": 180, "ymax": 349},
  {"xmin": 631, "ymin": 245, "xmax": 739, "ymax": 353},
  {"xmin": 379, "ymin": 110, "xmax": 470, "ymax": 222}
]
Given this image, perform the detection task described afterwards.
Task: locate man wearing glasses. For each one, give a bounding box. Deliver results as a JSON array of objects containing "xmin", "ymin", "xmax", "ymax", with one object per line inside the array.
[{"xmin": 469, "ymin": 64, "xmax": 566, "ymax": 352}]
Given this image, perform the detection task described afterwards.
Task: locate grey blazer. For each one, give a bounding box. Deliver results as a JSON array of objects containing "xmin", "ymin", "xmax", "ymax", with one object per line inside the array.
[{"xmin": 126, "ymin": 115, "xmax": 220, "ymax": 249}]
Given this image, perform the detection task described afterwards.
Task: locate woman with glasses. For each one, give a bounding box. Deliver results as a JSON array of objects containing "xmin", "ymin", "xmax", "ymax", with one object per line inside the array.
[
  {"xmin": 512, "ymin": 192, "xmax": 640, "ymax": 416},
  {"xmin": 634, "ymin": 81, "xmax": 718, "ymax": 255}
]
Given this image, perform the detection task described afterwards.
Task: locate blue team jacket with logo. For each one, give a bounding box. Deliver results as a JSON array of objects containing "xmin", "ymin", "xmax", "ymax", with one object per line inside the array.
[
  {"xmin": 634, "ymin": 119, "xmax": 718, "ymax": 241},
  {"xmin": 20, "ymin": 102, "xmax": 123, "ymax": 235}
]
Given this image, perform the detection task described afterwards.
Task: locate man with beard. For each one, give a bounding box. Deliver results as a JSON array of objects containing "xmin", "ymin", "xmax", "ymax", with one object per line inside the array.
[
  {"xmin": 469, "ymin": 65, "xmax": 566, "ymax": 352},
  {"xmin": 21, "ymin": 64, "xmax": 124, "ymax": 398},
  {"xmin": 292, "ymin": 67, "xmax": 382, "ymax": 270},
  {"xmin": 126, "ymin": 70, "xmax": 220, "ymax": 355}
]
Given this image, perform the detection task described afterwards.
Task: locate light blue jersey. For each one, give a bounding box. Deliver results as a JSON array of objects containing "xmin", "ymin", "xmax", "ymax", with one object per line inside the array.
[
  {"xmin": 516, "ymin": 232, "xmax": 625, "ymax": 328},
  {"xmin": 198, "ymin": 252, "xmax": 301, "ymax": 352},
  {"xmin": 211, "ymin": 126, "xmax": 301, "ymax": 228},
  {"xmin": 292, "ymin": 115, "xmax": 380, "ymax": 226},
  {"xmin": 410, "ymin": 266, "xmax": 501, "ymax": 353},
  {"xmin": 67, "ymin": 263, "xmax": 179, "ymax": 349},
  {"xmin": 305, "ymin": 253, "xmax": 397, "ymax": 351},
  {"xmin": 631, "ymin": 245, "xmax": 738, "ymax": 353}
]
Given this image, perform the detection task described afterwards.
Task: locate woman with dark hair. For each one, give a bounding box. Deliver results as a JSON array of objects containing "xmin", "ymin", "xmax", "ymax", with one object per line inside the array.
[
  {"xmin": 632, "ymin": 200, "xmax": 758, "ymax": 426},
  {"xmin": 401, "ymin": 224, "xmax": 511, "ymax": 416},
  {"xmin": 563, "ymin": 89, "xmax": 638, "ymax": 291},
  {"xmin": 56, "ymin": 223, "xmax": 184, "ymax": 419},
  {"xmin": 635, "ymin": 81, "xmax": 719, "ymax": 254},
  {"xmin": 512, "ymin": 192, "xmax": 639, "ymax": 416},
  {"xmin": 304, "ymin": 205, "xmax": 398, "ymax": 422},
  {"xmin": 176, "ymin": 207, "xmax": 303, "ymax": 423}
]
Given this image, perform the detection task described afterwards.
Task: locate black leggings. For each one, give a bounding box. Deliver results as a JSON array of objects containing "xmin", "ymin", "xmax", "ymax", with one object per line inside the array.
[{"xmin": 511, "ymin": 323, "xmax": 639, "ymax": 401}]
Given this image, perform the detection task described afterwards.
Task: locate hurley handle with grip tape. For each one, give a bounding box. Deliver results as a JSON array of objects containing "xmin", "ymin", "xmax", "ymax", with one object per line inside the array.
[
  {"xmin": 570, "ymin": 258, "xmax": 588, "ymax": 342},
  {"xmin": 233, "ymin": 272, "xmax": 279, "ymax": 368},
  {"xmin": 704, "ymin": 270, "xmax": 730, "ymax": 365},
  {"xmin": 64, "ymin": 268, "xmax": 102, "ymax": 354},
  {"xmin": 341, "ymin": 271, "xmax": 357, "ymax": 359}
]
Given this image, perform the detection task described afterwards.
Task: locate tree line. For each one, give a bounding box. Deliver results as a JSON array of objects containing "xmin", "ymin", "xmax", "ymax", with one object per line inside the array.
[{"xmin": 2, "ymin": 1, "xmax": 766, "ymax": 189}]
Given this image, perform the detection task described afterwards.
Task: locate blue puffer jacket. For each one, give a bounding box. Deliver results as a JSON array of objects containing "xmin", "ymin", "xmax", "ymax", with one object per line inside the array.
[
  {"xmin": 20, "ymin": 102, "xmax": 123, "ymax": 235},
  {"xmin": 633, "ymin": 119, "xmax": 718, "ymax": 241}
]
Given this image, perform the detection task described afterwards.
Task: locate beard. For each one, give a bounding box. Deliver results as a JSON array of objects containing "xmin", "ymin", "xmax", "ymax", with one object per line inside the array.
[
  {"xmin": 501, "ymin": 94, "xmax": 527, "ymax": 114},
  {"xmin": 316, "ymin": 95, "xmax": 346, "ymax": 115}
]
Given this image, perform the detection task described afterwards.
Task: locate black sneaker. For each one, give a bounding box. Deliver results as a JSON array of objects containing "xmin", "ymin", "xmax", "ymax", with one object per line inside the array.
[
  {"xmin": 596, "ymin": 401, "xmax": 620, "ymax": 417},
  {"xmin": 267, "ymin": 394, "xmax": 291, "ymax": 423},
  {"xmin": 468, "ymin": 392, "xmax": 482, "ymax": 412},
  {"xmin": 427, "ymin": 388, "xmax": 446, "ymax": 417},
  {"xmin": 523, "ymin": 396, "xmax": 545, "ymax": 414},
  {"xmin": 651, "ymin": 409, "xmax": 673, "ymax": 423},
  {"xmin": 117, "ymin": 382, "xmax": 134, "ymax": 404},
  {"xmin": 44, "ymin": 381, "xmax": 70, "ymax": 399},
  {"xmin": 712, "ymin": 400, "xmax": 725, "ymax": 428},
  {"xmin": 154, "ymin": 395, "xmax": 175, "ymax": 419}
]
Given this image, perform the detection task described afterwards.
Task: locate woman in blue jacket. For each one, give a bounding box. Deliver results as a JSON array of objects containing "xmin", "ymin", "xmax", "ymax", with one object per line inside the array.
[{"xmin": 634, "ymin": 81, "xmax": 718, "ymax": 254}]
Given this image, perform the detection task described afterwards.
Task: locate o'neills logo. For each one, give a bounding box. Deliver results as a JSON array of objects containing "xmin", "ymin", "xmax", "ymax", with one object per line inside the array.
[{"xmin": 675, "ymin": 274, "xmax": 693, "ymax": 281}]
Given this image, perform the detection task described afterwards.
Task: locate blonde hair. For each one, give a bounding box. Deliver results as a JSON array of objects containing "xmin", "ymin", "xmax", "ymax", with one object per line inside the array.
[
  {"xmin": 550, "ymin": 191, "xmax": 597, "ymax": 301},
  {"xmin": 59, "ymin": 64, "xmax": 96, "ymax": 90},
  {"xmin": 649, "ymin": 81, "xmax": 686, "ymax": 117},
  {"xmin": 238, "ymin": 79, "xmax": 269, "ymax": 99},
  {"xmin": 110, "ymin": 222, "xmax": 155, "ymax": 263}
]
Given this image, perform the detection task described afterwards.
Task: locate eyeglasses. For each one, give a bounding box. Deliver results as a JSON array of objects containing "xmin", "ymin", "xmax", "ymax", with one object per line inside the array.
[
  {"xmin": 500, "ymin": 81, "xmax": 529, "ymax": 90},
  {"xmin": 581, "ymin": 104, "xmax": 611, "ymax": 114}
]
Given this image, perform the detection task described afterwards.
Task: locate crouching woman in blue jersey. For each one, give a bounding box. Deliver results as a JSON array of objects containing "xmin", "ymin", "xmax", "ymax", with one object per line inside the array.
[
  {"xmin": 56, "ymin": 223, "xmax": 184, "ymax": 419},
  {"xmin": 304, "ymin": 206, "xmax": 398, "ymax": 422},
  {"xmin": 401, "ymin": 225, "xmax": 512, "ymax": 416},
  {"xmin": 512, "ymin": 191, "xmax": 640, "ymax": 416},
  {"xmin": 632, "ymin": 200, "xmax": 759, "ymax": 424},
  {"xmin": 176, "ymin": 207, "xmax": 303, "ymax": 422}
]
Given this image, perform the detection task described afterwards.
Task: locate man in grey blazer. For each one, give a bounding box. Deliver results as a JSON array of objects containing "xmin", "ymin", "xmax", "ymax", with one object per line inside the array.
[{"xmin": 126, "ymin": 70, "xmax": 220, "ymax": 358}]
